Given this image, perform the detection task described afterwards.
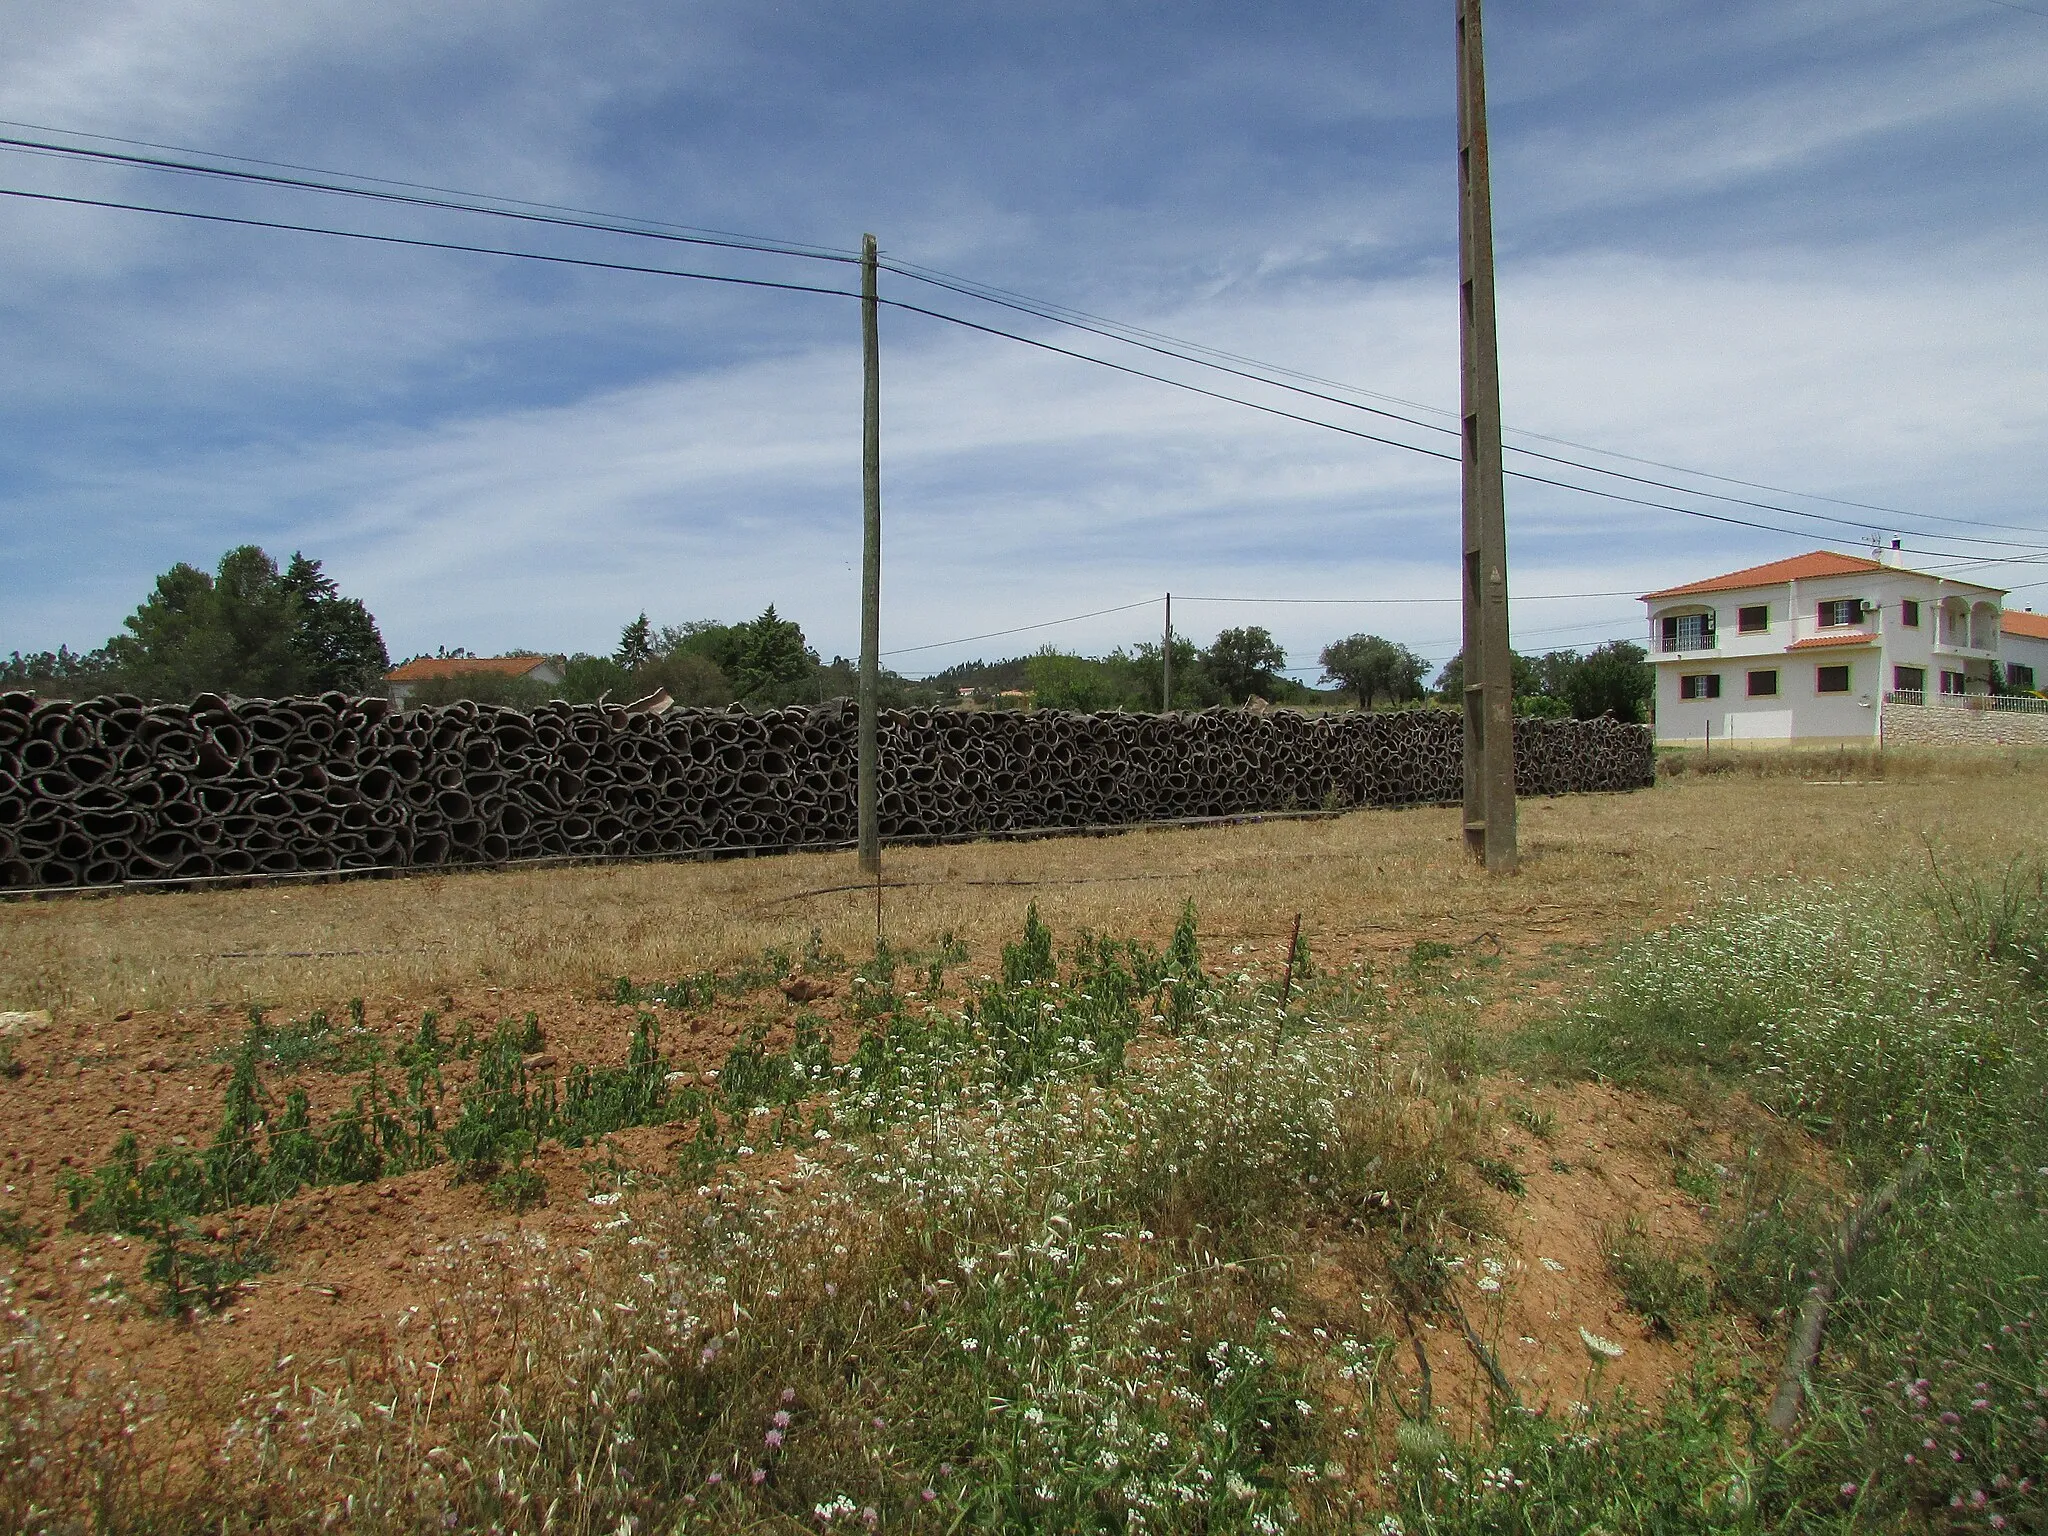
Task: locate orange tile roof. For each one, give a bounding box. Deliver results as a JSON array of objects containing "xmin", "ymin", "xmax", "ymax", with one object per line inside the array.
[
  {"xmin": 386, "ymin": 654, "xmax": 553, "ymax": 683},
  {"xmin": 1642, "ymin": 550, "xmax": 1886, "ymax": 601},
  {"xmin": 1787, "ymin": 633, "xmax": 1878, "ymax": 651},
  {"xmin": 2003, "ymin": 610, "xmax": 2048, "ymax": 641}
]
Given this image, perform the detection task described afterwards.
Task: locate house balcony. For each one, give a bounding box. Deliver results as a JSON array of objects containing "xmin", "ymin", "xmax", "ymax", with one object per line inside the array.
[{"xmin": 1653, "ymin": 635, "xmax": 1717, "ymax": 654}]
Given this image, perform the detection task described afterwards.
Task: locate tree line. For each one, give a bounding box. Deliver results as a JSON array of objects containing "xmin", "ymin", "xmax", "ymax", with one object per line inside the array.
[
  {"xmin": 2, "ymin": 546, "xmax": 390, "ymax": 701},
  {"xmin": 4, "ymin": 546, "xmax": 1652, "ymax": 723}
]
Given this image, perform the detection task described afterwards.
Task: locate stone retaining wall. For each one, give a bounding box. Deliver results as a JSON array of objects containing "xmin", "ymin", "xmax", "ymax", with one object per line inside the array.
[{"xmin": 1881, "ymin": 700, "xmax": 2048, "ymax": 749}]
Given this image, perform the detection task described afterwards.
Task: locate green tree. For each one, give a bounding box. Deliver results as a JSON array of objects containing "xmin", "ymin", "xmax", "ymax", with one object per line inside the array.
[
  {"xmin": 1319, "ymin": 634, "xmax": 1426, "ymax": 708},
  {"xmin": 280, "ymin": 555, "xmax": 390, "ymax": 693},
  {"xmin": 614, "ymin": 613, "xmax": 654, "ymax": 671},
  {"xmin": 723, "ymin": 606, "xmax": 816, "ymax": 702},
  {"xmin": 557, "ymin": 654, "xmax": 633, "ymax": 704},
  {"xmin": 1202, "ymin": 626, "xmax": 1287, "ymax": 704},
  {"xmin": 104, "ymin": 546, "xmax": 388, "ymax": 702},
  {"xmin": 1434, "ymin": 648, "xmax": 1570, "ymax": 714},
  {"xmin": 1563, "ymin": 640, "xmax": 1654, "ymax": 722},
  {"xmin": 1117, "ymin": 637, "xmax": 1208, "ymax": 710},
  {"xmin": 636, "ymin": 649, "xmax": 733, "ymax": 707},
  {"xmin": 1025, "ymin": 650, "xmax": 1123, "ymax": 712}
]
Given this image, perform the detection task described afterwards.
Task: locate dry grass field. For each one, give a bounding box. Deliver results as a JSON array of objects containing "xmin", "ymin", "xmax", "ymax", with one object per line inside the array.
[
  {"xmin": 4, "ymin": 748, "xmax": 2039, "ymax": 1019},
  {"xmin": 2, "ymin": 749, "xmax": 2044, "ymax": 1533}
]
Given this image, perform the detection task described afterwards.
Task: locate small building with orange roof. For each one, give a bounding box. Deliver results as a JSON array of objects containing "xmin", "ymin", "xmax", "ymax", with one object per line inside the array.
[
  {"xmin": 1641, "ymin": 546, "xmax": 2012, "ymax": 745},
  {"xmin": 383, "ymin": 653, "xmax": 563, "ymax": 705}
]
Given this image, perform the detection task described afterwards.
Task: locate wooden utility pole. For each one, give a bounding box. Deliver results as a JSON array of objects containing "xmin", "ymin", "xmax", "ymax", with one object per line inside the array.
[
  {"xmin": 858, "ymin": 233, "xmax": 882, "ymax": 875},
  {"xmin": 1162, "ymin": 592, "xmax": 1172, "ymax": 711},
  {"xmin": 1456, "ymin": 0, "xmax": 1517, "ymax": 873}
]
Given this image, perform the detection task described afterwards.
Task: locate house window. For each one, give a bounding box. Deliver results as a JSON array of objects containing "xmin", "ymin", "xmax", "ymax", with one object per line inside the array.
[
  {"xmin": 1747, "ymin": 670, "xmax": 1778, "ymax": 697},
  {"xmin": 1940, "ymin": 670, "xmax": 1968, "ymax": 695},
  {"xmin": 1817, "ymin": 598, "xmax": 1865, "ymax": 628},
  {"xmin": 1659, "ymin": 613, "xmax": 1715, "ymax": 651},
  {"xmin": 2009, "ymin": 663, "xmax": 2037, "ymax": 692},
  {"xmin": 1816, "ymin": 665, "xmax": 1851, "ymax": 694},
  {"xmin": 1737, "ymin": 605, "xmax": 1769, "ymax": 634},
  {"xmin": 1901, "ymin": 599, "xmax": 1920, "ymax": 628},
  {"xmin": 1679, "ymin": 674, "xmax": 1721, "ymax": 700},
  {"xmin": 1893, "ymin": 665, "xmax": 1926, "ymax": 695}
]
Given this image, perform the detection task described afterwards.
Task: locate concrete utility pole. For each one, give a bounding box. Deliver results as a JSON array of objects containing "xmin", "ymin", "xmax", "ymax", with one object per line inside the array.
[
  {"xmin": 858, "ymin": 233, "xmax": 882, "ymax": 875},
  {"xmin": 1456, "ymin": 0, "xmax": 1518, "ymax": 873}
]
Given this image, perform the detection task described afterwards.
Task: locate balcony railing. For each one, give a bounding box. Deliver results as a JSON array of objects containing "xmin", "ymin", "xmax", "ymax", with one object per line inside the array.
[{"xmin": 1885, "ymin": 690, "xmax": 2048, "ymax": 714}]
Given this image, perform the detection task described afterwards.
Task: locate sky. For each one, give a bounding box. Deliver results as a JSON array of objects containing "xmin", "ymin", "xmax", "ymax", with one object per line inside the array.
[{"xmin": 3, "ymin": 0, "xmax": 2046, "ymax": 686}]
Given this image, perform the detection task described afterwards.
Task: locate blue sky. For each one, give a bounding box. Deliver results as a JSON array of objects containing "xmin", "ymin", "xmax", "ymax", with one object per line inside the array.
[{"xmin": 3, "ymin": 0, "xmax": 2045, "ymax": 685}]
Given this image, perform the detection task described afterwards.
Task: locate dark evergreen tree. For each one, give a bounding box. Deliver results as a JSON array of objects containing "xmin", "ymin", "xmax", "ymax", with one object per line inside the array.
[{"xmin": 1202, "ymin": 626, "xmax": 1287, "ymax": 703}]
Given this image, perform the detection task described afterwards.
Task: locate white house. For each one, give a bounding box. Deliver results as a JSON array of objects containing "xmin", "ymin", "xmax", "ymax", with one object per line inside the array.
[{"xmin": 1641, "ymin": 548, "xmax": 2011, "ymax": 746}]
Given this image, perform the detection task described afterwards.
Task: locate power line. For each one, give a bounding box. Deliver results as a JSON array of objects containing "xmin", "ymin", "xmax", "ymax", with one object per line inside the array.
[
  {"xmin": 19, "ymin": 119, "xmax": 2046, "ymax": 551},
  {"xmin": 1976, "ymin": 0, "xmax": 2048, "ymax": 20},
  {"xmin": 0, "ymin": 121, "xmax": 856, "ymax": 263},
  {"xmin": 881, "ymin": 295, "xmax": 2048, "ymax": 564},
  {"xmin": 1175, "ymin": 588, "xmax": 1650, "ymax": 604},
  {"xmin": 21, "ymin": 123, "xmax": 2042, "ymax": 553},
  {"xmin": 884, "ymin": 590, "xmax": 1652, "ymax": 667},
  {"xmin": 0, "ymin": 186, "xmax": 859, "ymax": 301},
  {"xmin": 13, "ymin": 177, "xmax": 2048, "ymax": 570},
  {"xmin": 879, "ymin": 257, "xmax": 2048, "ymax": 549},
  {"xmin": 878, "ymin": 600, "xmax": 1158, "ymax": 658}
]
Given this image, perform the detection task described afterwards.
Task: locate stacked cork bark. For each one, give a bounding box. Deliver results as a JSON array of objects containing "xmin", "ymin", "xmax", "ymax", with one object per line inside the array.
[{"xmin": 0, "ymin": 691, "xmax": 1652, "ymax": 890}]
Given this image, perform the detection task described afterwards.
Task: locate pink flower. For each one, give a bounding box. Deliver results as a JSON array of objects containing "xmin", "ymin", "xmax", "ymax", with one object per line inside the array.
[
  {"xmin": 922, "ymin": 1488, "xmax": 937, "ymax": 1503},
  {"xmin": 766, "ymin": 1429, "xmax": 785, "ymax": 1450},
  {"xmin": 861, "ymin": 1510, "xmax": 879, "ymax": 1531},
  {"xmin": 781, "ymin": 1388, "xmax": 797, "ymax": 1405},
  {"xmin": 773, "ymin": 1410, "xmax": 793, "ymax": 1429},
  {"xmin": 751, "ymin": 1468, "xmax": 767, "ymax": 1486},
  {"xmin": 1839, "ymin": 1483, "xmax": 1858, "ymax": 1501},
  {"xmin": 707, "ymin": 1472, "xmax": 723, "ymax": 1486}
]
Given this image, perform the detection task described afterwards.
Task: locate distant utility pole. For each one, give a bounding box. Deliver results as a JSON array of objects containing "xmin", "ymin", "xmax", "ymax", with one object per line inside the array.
[
  {"xmin": 1162, "ymin": 592, "xmax": 1173, "ymax": 711},
  {"xmin": 1456, "ymin": 0, "xmax": 1518, "ymax": 874},
  {"xmin": 858, "ymin": 233, "xmax": 882, "ymax": 875}
]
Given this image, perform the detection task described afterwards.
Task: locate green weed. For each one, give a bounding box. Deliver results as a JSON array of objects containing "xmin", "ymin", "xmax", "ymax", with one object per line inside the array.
[
  {"xmin": 1470, "ymin": 1155, "xmax": 1525, "ymax": 1196},
  {"xmin": 144, "ymin": 1221, "xmax": 273, "ymax": 1319},
  {"xmin": 1506, "ymin": 1098, "xmax": 1554, "ymax": 1140},
  {"xmin": 1603, "ymin": 1218, "xmax": 1710, "ymax": 1338}
]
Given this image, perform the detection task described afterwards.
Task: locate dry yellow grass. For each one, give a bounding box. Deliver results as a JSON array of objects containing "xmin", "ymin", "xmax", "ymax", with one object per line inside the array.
[{"xmin": 4, "ymin": 760, "xmax": 2045, "ymax": 1017}]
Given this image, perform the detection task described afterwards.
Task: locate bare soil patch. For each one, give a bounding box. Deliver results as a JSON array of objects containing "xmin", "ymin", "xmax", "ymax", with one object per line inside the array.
[{"xmin": 2, "ymin": 767, "xmax": 2040, "ymax": 1522}]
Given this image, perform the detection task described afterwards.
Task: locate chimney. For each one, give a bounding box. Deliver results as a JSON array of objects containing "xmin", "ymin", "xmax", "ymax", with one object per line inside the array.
[{"xmin": 1876, "ymin": 537, "xmax": 1903, "ymax": 569}]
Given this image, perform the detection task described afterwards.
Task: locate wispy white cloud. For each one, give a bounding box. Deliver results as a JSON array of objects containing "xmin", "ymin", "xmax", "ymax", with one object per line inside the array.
[{"xmin": 2, "ymin": 0, "xmax": 2044, "ymax": 686}]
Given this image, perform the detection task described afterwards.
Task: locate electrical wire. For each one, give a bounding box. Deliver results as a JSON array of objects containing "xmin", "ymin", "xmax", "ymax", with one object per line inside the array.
[
  {"xmin": 0, "ymin": 185, "xmax": 859, "ymax": 301},
  {"xmin": 879, "ymin": 257, "xmax": 2048, "ymax": 548},
  {"xmin": 879, "ymin": 295, "xmax": 2048, "ymax": 565},
  {"xmin": 10, "ymin": 177, "xmax": 2047, "ymax": 570},
  {"xmin": 878, "ymin": 600, "xmax": 1159, "ymax": 658},
  {"xmin": 0, "ymin": 123, "xmax": 856, "ymax": 263},
  {"xmin": 16, "ymin": 122, "xmax": 2044, "ymax": 553},
  {"xmin": 1173, "ymin": 589, "xmax": 1648, "ymax": 604},
  {"xmin": 17, "ymin": 123, "xmax": 2043, "ymax": 552}
]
